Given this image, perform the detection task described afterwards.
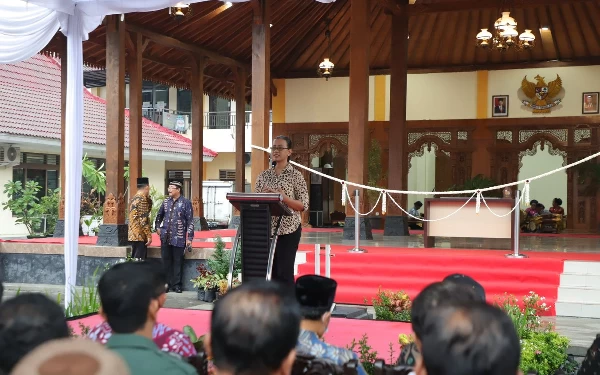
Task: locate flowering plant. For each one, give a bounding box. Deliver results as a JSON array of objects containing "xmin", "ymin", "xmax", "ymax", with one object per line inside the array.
[
  {"xmin": 190, "ymin": 263, "xmax": 215, "ymax": 290},
  {"xmin": 495, "ymin": 291, "xmax": 552, "ymax": 339},
  {"xmin": 398, "ymin": 334, "xmax": 415, "ymax": 347},
  {"xmin": 372, "ymin": 288, "xmax": 412, "ymax": 322}
]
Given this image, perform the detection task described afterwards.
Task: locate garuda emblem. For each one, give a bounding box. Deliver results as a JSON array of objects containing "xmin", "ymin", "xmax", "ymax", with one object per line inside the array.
[{"xmin": 521, "ymin": 74, "xmax": 563, "ymax": 113}]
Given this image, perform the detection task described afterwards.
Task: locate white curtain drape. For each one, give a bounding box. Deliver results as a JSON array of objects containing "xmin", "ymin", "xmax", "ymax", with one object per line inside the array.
[{"xmin": 0, "ymin": 0, "xmax": 335, "ymax": 309}]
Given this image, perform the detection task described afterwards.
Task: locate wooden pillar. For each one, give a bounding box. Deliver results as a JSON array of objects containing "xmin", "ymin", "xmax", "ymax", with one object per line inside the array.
[
  {"xmin": 191, "ymin": 56, "xmax": 208, "ymax": 231},
  {"xmin": 128, "ymin": 32, "xmax": 143, "ymax": 201},
  {"xmin": 250, "ymin": 0, "xmax": 271, "ymax": 190},
  {"xmin": 235, "ymin": 68, "xmax": 247, "ymax": 193},
  {"xmin": 98, "ymin": 15, "xmax": 128, "ymax": 246},
  {"xmin": 384, "ymin": 0, "xmax": 410, "ymax": 236},
  {"xmin": 54, "ymin": 34, "xmax": 67, "ymax": 237},
  {"xmin": 343, "ymin": 0, "xmax": 373, "ymax": 240}
]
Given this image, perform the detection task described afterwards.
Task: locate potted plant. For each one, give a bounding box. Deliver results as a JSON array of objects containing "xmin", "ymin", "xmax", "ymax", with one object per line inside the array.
[
  {"xmin": 2, "ymin": 180, "xmax": 44, "ymax": 238},
  {"xmin": 203, "ymin": 274, "xmax": 219, "ymax": 303},
  {"xmin": 191, "ymin": 263, "xmax": 213, "ymax": 301}
]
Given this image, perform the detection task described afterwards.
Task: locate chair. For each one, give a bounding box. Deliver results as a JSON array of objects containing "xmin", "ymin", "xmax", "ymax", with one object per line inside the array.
[
  {"xmin": 185, "ymin": 350, "xmax": 209, "ymax": 375},
  {"xmin": 293, "ymin": 354, "xmax": 359, "ymax": 375},
  {"xmin": 373, "ymin": 359, "xmax": 413, "ymax": 375}
]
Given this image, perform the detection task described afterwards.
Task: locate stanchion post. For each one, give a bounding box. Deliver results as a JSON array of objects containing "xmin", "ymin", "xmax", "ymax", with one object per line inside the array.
[
  {"xmin": 315, "ymin": 244, "xmax": 321, "ymax": 275},
  {"xmin": 349, "ymin": 189, "xmax": 367, "ymax": 253},
  {"xmin": 325, "ymin": 244, "xmax": 331, "ymax": 278},
  {"xmin": 506, "ymin": 189, "xmax": 527, "ymax": 258}
]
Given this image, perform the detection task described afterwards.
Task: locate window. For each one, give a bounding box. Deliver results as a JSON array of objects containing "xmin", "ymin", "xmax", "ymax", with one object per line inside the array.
[
  {"xmin": 12, "ymin": 152, "xmax": 60, "ymax": 199},
  {"xmin": 219, "ymin": 170, "xmax": 236, "ymax": 181}
]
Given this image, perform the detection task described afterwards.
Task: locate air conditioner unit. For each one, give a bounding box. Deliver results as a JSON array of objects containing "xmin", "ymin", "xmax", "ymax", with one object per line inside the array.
[{"xmin": 0, "ymin": 145, "xmax": 20, "ymax": 167}]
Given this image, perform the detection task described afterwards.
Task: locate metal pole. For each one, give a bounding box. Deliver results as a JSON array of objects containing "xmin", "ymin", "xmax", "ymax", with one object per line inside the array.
[
  {"xmin": 349, "ymin": 189, "xmax": 367, "ymax": 253},
  {"xmin": 315, "ymin": 244, "xmax": 321, "ymax": 275},
  {"xmin": 325, "ymin": 244, "xmax": 331, "ymax": 278},
  {"xmin": 506, "ymin": 189, "xmax": 527, "ymax": 258}
]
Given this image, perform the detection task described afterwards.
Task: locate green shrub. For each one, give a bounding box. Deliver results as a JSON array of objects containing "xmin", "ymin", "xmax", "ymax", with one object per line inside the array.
[
  {"xmin": 372, "ymin": 289, "xmax": 412, "ymax": 322},
  {"xmin": 347, "ymin": 334, "xmax": 378, "ymax": 375},
  {"xmin": 520, "ymin": 332, "xmax": 569, "ymax": 375}
]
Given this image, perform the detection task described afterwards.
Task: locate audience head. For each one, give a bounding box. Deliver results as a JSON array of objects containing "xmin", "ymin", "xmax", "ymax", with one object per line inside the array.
[
  {"xmin": 411, "ymin": 280, "xmax": 483, "ymax": 342},
  {"xmin": 553, "ymin": 198, "xmax": 563, "ymax": 207},
  {"xmin": 207, "ymin": 280, "xmax": 301, "ymax": 375},
  {"xmin": 0, "ymin": 293, "xmax": 70, "ymax": 373},
  {"xmin": 442, "ymin": 274, "xmax": 486, "ymax": 301},
  {"xmin": 136, "ymin": 177, "xmax": 150, "ymax": 196},
  {"xmin": 98, "ymin": 262, "xmax": 167, "ymax": 335},
  {"xmin": 414, "ymin": 201, "xmax": 423, "ymax": 209},
  {"xmin": 536, "ymin": 204, "xmax": 545, "ymax": 212},
  {"xmin": 295, "ymin": 275, "xmax": 337, "ymax": 337},
  {"xmin": 415, "ymin": 302, "xmax": 521, "ymax": 375},
  {"xmin": 11, "ymin": 338, "xmax": 131, "ymax": 375},
  {"xmin": 529, "ymin": 199, "xmax": 538, "ymax": 208}
]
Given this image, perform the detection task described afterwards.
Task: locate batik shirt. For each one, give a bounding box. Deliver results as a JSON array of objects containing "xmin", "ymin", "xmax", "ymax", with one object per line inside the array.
[
  {"xmin": 128, "ymin": 192, "xmax": 153, "ymax": 242},
  {"xmin": 255, "ymin": 164, "xmax": 309, "ymax": 236},
  {"xmin": 155, "ymin": 196, "xmax": 194, "ymax": 248},
  {"xmin": 88, "ymin": 321, "xmax": 197, "ymax": 358},
  {"xmin": 296, "ymin": 329, "xmax": 367, "ymax": 375}
]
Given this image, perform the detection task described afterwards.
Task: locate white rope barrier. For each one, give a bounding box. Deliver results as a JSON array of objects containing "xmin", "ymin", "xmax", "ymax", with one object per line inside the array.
[
  {"xmin": 481, "ymin": 193, "xmax": 527, "ymax": 218},
  {"xmin": 386, "ymin": 191, "xmax": 479, "ymax": 222},
  {"xmin": 251, "ymin": 145, "xmax": 600, "ymax": 195},
  {"xmin": 343, "ymin": 184, "xmax": 382, "ymax": 216}
]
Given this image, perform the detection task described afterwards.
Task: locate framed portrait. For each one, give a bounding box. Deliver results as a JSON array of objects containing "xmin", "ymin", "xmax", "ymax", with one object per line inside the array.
[
  {"xmin": 582, "ymin": 92, "xmax": 599, "ymax": 114},
  {"xmin": 492, "ymin": 95, "xmax": 509, "ymax": 117}
]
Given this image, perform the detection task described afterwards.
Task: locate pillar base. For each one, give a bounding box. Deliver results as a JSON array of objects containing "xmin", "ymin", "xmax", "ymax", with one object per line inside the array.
[
  {"xmin": 343, "ymin": 217, "xmax": 373, "ymax": 240},
  {"xmin": 53, "ymin": 219, "xmax": 84, "ymax": 238},
  {"xmin": 194, "ymin": 217, "xmax": 209, "ymax": 231},
  {"xmin": 229, "ymin": 215, "xmax": 241, "ymax": 229},
  {"xmin": 96, "ymin": 224, "xmax": 129, "ymax": 246},
  {"xmin": 383, "ymin": 215, "xmax": 410, "ymax": 236}
]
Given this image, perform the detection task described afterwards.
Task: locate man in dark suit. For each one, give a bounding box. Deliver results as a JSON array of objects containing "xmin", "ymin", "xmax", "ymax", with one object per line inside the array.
[{"xmin": 494, "ymin": 99, "xmax": 506, "ymax": 114}]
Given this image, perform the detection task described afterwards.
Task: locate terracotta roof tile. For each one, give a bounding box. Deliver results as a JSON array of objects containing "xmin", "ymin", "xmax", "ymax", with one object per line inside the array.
[{"xmin": 0, "ymin": 54, "xmax": 217, "ymax": 158}]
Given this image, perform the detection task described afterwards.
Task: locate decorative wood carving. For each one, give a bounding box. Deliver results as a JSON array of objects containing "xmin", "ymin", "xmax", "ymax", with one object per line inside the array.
[
  {"xmin": 192, "ymin": 197, "xmax": 202, "ymax": 217},
  {"xmin": 59, "ymin": 196, "xmax": 65, "ymax": 219},
  {"xmin": 103, "ymin": 193, "xmax": 118, "ymax": 224}
]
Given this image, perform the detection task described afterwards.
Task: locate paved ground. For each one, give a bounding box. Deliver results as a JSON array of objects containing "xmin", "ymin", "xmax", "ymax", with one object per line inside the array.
[{"xmin": 2, "ymin": 282, "xmax": 598, "ymax": 352}]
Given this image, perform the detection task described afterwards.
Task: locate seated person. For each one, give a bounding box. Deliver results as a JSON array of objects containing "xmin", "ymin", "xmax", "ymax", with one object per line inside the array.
[
  {"xmin": 535, "ymin": 203, "xmax": 550, "ymax": 216},
  {"xmin": 205, "ymin": 280, "xmax": 300, "ymax": 375},
  {"xmin": 414, "ymin": 302, "xmax": 520, "ymax": 375},
  {"xmin": 525, "ymin": 200, "xmax": 538, "ymax": 216},
  {"xmin": 295, "ymin": 275, "xmax": 367, "ymax": 375},
  {"xmin": 0, "ymin": 293, "xmax": 71, "ymax": 374},
  {"xmin": 408, "ymin": 201, "xmax": 424, "ymax": 230},
  {"xmin": 397, "ymin": 275, "xmax": 484, "ymax": 367},
  {"xmin": 98, "ymin": 262, "xmax": 196, "ymax": 375},
  {"xmin": 11, "ymin": 337, "xmax": 130, "ymax": 375},
  {"xmin": 550, "ymin": 198, "xmax": 565, "ymax": 215}
]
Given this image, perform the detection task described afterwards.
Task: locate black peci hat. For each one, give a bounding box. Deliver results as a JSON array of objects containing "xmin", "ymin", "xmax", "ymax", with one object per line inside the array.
[
  {"xmin": 169, "ymin": 180, "xmax": 183, "ymax": 189},
  {"xmin": 295, "ymin": 275, "xmax": 337, "ymax": 316},
  {"xmin": 443, "ymin": 273, "xmax": 486, "ymax": 301},
  {"xmin": 137, "ymin": 177, "xmax": 149, "ymax": 186}
]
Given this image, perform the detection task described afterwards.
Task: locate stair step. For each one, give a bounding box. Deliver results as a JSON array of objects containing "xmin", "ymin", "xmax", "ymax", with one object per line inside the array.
[
  {"xmin": 555, "ymin": 301, "xmax": 600, "ymax": 318},
  {"xmin": 560, "ymin": 273, "xmax": 600, "ymax": 287},
  {"xmin": 563, "ymin": 261, "xmax": 600, "ymax": 275},
  {"xmin": 558, "ymin": 286, "xmax": 600, "ymax": 302}
]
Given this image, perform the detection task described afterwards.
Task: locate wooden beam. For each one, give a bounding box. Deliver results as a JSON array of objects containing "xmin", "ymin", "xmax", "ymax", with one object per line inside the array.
[
  {"xmin": 346, "ymin": 0, "xmax": 370, "ymax": 216},
  {"xmin": 126, "ymin": 23, "xmax": 248, "ymax": 70},
  {"xmin": 128, "ymin": 32, "xmax": 143, "ymax": 201},
  {"xmin": 250, "ymin": 0, "xmax": 271, "ymax": 190},
  {"xmin": 59, "ymin": 34, "xmax": 67, "ymax": 222},
  {"xmin": 406, "ymin": 0, "xmax": 590, "ymax": 15},
  {"xmin": 388, "ymin": 0, "xmax": 409, "ymax": 215},
  {"xmin": 235, "ymin": 68, "xmax": 247, "ymax": 194},
  {"xmin": 191, "ymin": 56, "xmax": 206, "ymax": 222},
  {"xmin": 104, "ymin": 15, "xmax": 126, "ymax": 227}
]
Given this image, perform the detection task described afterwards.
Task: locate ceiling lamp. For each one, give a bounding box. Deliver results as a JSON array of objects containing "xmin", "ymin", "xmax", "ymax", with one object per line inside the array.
[
  {"xmin": 317, "ymin": 20, "xmax": 334, "ymax": 81},
  {"xmin": 169, "ymin": 2, "xmax": 192, "ymax": 21},
  {"xmin": 476, "ymin": 11, "xmax": 535, "ymax": 51}
]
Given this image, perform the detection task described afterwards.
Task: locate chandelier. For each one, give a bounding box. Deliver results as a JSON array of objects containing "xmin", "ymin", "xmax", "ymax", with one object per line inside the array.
[
  {"xmin": 476, "ymin": 11, "xmax": 535, "ymax": 51},
  {"xmin": 317, "ymin": 20, "xmax": 334, "ymax": 80},
  {"xmin": 169, "ymin": 2, "xmax": 192, "ymax": 21}
]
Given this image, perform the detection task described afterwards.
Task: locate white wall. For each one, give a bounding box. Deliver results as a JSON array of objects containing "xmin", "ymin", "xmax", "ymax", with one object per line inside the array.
[
  {"xmin": 488, "ymin": 66, "xmax": 600, "ymax": 118},
  {"xmin": 407, "ymin": 149, "xmax": 436, "ymax": 209},
  {"xmin": 143, "ymin": 159, "xmax": 166, "ymax": 194},
  {"xmin": 0, "ymin": 166, "xmax": 29, "ymax": 237},
  {"xmin": 518, "ymin": 144, "xmax": 567, "ymax": 213}
]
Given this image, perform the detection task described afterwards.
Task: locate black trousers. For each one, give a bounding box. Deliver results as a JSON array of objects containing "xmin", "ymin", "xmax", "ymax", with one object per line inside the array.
[
  {"xmin": 271, "ymin": 225, "xmax": 302, "ymax": 286},
  {"xmin": 161, "ymin": 243, "xmax": 185, "ymax": 288},
  {"xmin": 130, "ymin": 241, "xmax": 148, "ymax": 259}
]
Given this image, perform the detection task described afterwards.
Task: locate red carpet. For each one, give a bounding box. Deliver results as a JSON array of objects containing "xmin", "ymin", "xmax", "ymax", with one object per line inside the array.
[
  {"xmin": 297, "ymin": 246, "xmax": 600, "ymax": 316},
  {"xmin": 70, "ymin": 308, "xmax": 412, "ymax": 357}
]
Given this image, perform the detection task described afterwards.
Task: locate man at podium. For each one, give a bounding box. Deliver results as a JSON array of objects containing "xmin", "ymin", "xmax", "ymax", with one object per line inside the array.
[{"xmin": 255, "ymin": 136, "xmax": 309, "ymax": 285}]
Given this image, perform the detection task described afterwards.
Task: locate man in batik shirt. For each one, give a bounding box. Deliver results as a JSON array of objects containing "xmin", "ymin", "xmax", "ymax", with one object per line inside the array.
[
  {"xmin": 155, "ymin": 180, "xmax": 194, "ymax": 293},
  {"xmin": 128, "ymin": 177, "xmax": 152, "ymax": 259},
  {"xmin": 295, "ymin": 275, "xmax": 367, "ymax": 375}
]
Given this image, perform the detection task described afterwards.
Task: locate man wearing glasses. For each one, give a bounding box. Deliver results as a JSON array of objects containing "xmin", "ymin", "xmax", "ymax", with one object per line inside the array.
[{"xmin": 155, "ymin": 181, "xmax": 194, "ymax": 293}]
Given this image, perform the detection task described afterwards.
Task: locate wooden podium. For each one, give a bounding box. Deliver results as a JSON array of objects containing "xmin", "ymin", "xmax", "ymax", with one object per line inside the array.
[{"xmin": 226, "ymin": 193, "xmax": 293, "ymax": 288}]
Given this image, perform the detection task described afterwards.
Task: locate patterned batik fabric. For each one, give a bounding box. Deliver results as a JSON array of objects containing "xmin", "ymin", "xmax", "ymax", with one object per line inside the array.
[
  {"xmin": 254, "ymin": 163, "xmax": 309, "ymax": 236},
  {"xmin": 396, "ymin": 342, "xmax": 420, "ymax": 367},
  {"xmin": 296, "ymin": 329, "xmax": 367, "ymax": 375},
  {"xmin": 128, "ymin": 192, "xmax": 153, "ymax": 242},
  {"xmin": 87, "ymin": 322, "xmax": 197, "ymax": 358},
  {"xmin": 579, "ymin": 335, "xmax": 600, "ymax": 375},
  {"xmin": 155, "ymin": 196, "xmax": 194, "ymax": 248}
]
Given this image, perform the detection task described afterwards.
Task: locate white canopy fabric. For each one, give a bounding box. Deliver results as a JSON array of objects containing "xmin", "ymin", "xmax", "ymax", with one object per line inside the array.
[{"xmin": 0, "ymin": 0, "xmax": 334, "ymax": 308}]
